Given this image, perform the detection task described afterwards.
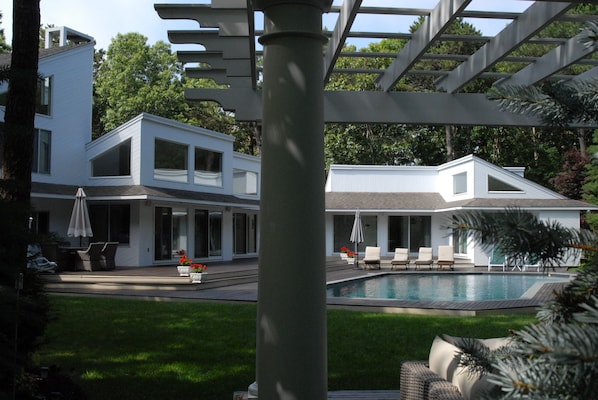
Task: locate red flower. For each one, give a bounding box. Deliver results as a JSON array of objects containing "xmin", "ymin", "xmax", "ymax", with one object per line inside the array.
[
  {"xmin": 178, "ymin": 255, "xmax": 191, "ymax": 266},
  {"xmin": 190, "ymin": 263, "xmax": 207, "ymax": 273}
]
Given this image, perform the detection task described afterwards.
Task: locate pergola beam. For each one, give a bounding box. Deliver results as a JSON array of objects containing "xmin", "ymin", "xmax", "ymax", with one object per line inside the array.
[
  {"xmin": 496, "ymin": 33, "xmax": 598, "ymax": 87},
  {"xmin": 435, "ymin": 1, "xmax": 573, "ymax": 93},
  {"xmin": 323, "ymin": 0, "xmax": 362, "ymax": 84},
  {"xmin": 185, "ymin": 88, "xmax": 581, "ymax": 126},
  {"xmin": 376, "ymin": 0, "xmax": 472, "ymax": 92}
]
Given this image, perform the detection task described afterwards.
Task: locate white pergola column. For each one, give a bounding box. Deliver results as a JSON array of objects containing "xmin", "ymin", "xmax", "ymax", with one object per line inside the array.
[{"xmin": 253, "ymin": 0, "xmax": 331, "ymax": 399}]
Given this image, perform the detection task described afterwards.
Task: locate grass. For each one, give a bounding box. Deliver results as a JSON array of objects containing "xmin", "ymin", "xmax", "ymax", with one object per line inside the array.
[{"xmin": 34, "ymin": 296, "xmax": 536, "ymax": 399}]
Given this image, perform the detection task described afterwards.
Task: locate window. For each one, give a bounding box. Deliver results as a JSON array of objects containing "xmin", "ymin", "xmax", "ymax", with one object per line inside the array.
[
  {"xmin": 388, "ymin": 215, "xmax": 431, "ymax": 253},
  {"xmin": 92, "ymin": 140, "xmax": 131, "ymax": 176},
  {"xmin": 453, "ymin": 172, "xmax": 467, "ymax": 194},
  {"xmin": 30, "ymin": 211, "xmax": 50, "ymax": 235},
  {"xmin": 36, "ymin": 76, "xmax": 52, "ymax": 115},
  {"xmin": 234, "ymin": 213, "xmax": 258, "ymax": 255},
  {"xmin": 194, "ymin": 209, "xmax": 223, "ymax": 258},
  {"xmin": 233, "ymin": 169, "xmax": 258, "ymax": 195},
  {"xmin": 333, "ymin": 214, "xmax": 377, "ymax": 253},
  {"xmin": 154, "ymin": 139, "xmax": 188, "ymax": 182},
  {"xmin": 195, "ymin": 148, "xmax": 222, "ymax": 187},
  {"xmin": 0, "ymin": 76, "xmax": 52, "ymax": 115},
  {"xmin": 89, "ymin": 204, "xmax": 130, "ymax": 244},
  {"xmin": 488, "ymin": 175, "xmax": 522, "ymax": 192},
  {"xmin": 32, "ymin": 129, "xmax": 51, "ymax": 174}
]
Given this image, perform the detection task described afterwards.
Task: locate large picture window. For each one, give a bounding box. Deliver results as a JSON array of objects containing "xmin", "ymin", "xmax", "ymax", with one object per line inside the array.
[
  {"xmin": 333, "ymin": 214, "xmax": 377, "ymax": 253},
  {"xmin": 89, "ymin": 204, "xmax": 130, "ymax": 244},
  {"xmin": 92, "ymin": 139, "xmax": 131, "ymax": 176},
  {"xmin": 154, "ymin": 139, "xmax": 188, "ymax": 182},
  {"xmin": 388, "ymin": 215, "xmax": 431, "ymax": 253},
  {"xmin": 195, "ymin": 148, "xmax": 222, "ymax": 187}
]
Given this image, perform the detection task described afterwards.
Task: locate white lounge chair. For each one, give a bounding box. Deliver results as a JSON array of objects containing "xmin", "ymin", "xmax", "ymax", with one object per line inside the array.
[
  {"xmin": 390, "ymin": 248, "xmax": 410, "ymax": 270},
  {"xmin": 413, "ymin": 247, "xmax": 433, "ymax": 270},
  {"xmin": 437, "ymin": 245, "xmax": 454, "ymax": 271},
  {"xmin": 363, "ymin": 246, "xmax": 381, "ymax": 269},
  {"xmin": 523, "ymin": 254, "xmax": 541, "ymax": 272}
]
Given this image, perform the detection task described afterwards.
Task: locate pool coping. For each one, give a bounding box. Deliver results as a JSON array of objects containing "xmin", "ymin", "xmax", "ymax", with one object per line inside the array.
[{"xmin": 325, "ymin": 271, "xmax": 574, "ymax": 316}]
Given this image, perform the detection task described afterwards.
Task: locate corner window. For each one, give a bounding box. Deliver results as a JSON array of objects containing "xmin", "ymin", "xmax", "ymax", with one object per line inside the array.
[
  {"xmin": 453, "ymin": 172, "xmax": 467, "ymax": 194},
  {"xmin": 488, "ymin": 176, "xmax": 522, "ymax": 192},
  {"xmin": 154, "ymin": 139, "xmax": 188, "ymax": 182},
  {"xmin": 92, "ymin": 139, "xmax": 131, "ymax": 177},
  {"xmin": 194, "ymin": 148, "xmax": 222, "ymax": 187},
  {"xmin": 233, "ymin": 169, "xmax": 258, "ymax": 195},
  {"xmin": 32, "ymin": 129, "xmax": 51, "ymax": 174}
]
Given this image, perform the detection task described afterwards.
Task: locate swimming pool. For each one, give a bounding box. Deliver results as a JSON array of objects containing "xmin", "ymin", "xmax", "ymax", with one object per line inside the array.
[{"xmin": 326, "ymin": 273, "xmax": 571, "ymax": 302}]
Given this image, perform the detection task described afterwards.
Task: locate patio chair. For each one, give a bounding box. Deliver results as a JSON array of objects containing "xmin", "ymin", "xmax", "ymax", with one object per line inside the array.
[
  {"xmin": 390, "ymin": 248, "xmax": 410, "ymax": 270},
  {"xmin": 76, "ymin": 242, "xmax": 104, "ymax": 271},
  {"xmin": 523, "ymin": 254, "xmax": 541, "ymax": 272},
  {"xmin": 413, "ymin": 247, "xmax": 433, "ymax": 270},
  {"xmin": 437, "ymin": 245, "xmax": 454, "ymax": 271},
  {"xmin": 100, "ymin": 242, "xmax": 119, "ymax": 270},
  {"xmin": 363, "ymin": 246, "xmax": 381, "ymax": 269},
  {"xmin": 488, "ymin": 247, "xmax": 506, "ymax": 271}
]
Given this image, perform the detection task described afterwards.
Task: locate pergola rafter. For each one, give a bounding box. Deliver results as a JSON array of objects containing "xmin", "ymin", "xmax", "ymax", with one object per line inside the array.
[{"xmin": 155, "ymin": 0, "xmax": 598, "ymax": 125}]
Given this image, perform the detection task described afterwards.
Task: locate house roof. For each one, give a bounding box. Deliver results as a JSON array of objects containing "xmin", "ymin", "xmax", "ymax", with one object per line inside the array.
[
  {"xmin": 0, "ymin": 42, "xmax": 95, "ymax": 67},
  {"xmin": 325, "ymin": 192, "xmax": 596, "ymax": 212},
  {"xmin": 32, "ymin": 182, "xmax": 259, "ymax": 209}
]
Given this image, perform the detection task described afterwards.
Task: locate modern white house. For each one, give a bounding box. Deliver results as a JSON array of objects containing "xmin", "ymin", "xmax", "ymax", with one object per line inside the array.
[
  {"xmin": 1, "ymin": 26, "xmax": 593, "ymax": 269},
  {"xmin": 0, "ymin": 27, "xmax": 260, "ymax": 268},
  {"xmin": 325, "ymin": 155, "xmax": 595, "ymax": 267}
]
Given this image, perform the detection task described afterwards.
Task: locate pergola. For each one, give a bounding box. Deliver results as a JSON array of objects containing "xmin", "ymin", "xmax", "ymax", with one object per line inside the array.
[{"xmin": 154, "ymin": 1, "xmax": 597, "ymax": 398}]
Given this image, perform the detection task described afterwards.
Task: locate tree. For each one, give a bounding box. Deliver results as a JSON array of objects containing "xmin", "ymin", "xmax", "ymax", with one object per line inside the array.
[
  {"xmin": 449, "ymin": 209, "xmax": 598, "ymax": 399},
  {"xmin": 0, "ymin": 11, "xmax": 11, "ymax": 53},
  {"xmin": 0, "ymin": 1, "xmax": 51, "ymax": 398}
]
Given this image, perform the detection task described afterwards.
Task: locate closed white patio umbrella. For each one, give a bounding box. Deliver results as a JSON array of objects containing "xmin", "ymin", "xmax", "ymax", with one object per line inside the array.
[
  {"xmin": 67, "ymin": 187, "xmax": 93, "ymax": 245},
  {"xmin": 350, "ymin": 209, "xmax": 364, "ymax": 268}
]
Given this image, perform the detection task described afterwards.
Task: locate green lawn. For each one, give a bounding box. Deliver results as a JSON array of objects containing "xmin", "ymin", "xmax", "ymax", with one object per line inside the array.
[{"xmin": 34, "ymin": 296, "xmax": 536, "ymax": 399}]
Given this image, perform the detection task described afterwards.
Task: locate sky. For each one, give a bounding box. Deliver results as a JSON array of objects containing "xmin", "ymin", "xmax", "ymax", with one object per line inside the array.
[{"xmin": 1, "ymin": 0, "xmax": 530, "ymax": 52}]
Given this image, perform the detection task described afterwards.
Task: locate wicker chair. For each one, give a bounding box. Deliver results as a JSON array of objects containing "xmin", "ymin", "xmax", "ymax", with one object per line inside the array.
[{"xmin": 400, "ymin": 361, "xmax": 464, "ymax": 400}]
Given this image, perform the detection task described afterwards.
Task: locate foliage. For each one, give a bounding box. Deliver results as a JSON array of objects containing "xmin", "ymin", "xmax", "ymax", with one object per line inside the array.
[
  {"xmin": 0, "ymin": 11, "xmax": 10, "ymax": 53},
  {"xmin": 449, "ymin": 208, "xmax": 592, "ymax": 268},
  {"xmin": 189, "ymin": 263, "xmax": 207, "ymax": 273},
  {"xmin": 584, "ymin": 131, "xmax": 598, "ymax": 231},
  {"xmin": 33, "ymin": 296, "xmax": 535, "ymax": 398},
  {"xmin": 457, "ymin": 266, "xmax": 598, "ymax": 399},
  {"xmin": 550, "ymin": 148, "xmax": 590, "ymax": 199}
]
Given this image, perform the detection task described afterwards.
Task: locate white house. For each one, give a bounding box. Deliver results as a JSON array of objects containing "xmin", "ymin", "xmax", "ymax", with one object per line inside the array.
[
  {"xmin": 1, "ymin": 26, "xmax": 593, "ymax": 269},
  {"xmin": 325, "ymin": 155, "xmax": 595, "ymax": 267},
  {"xmin": 0, "ymin": 27, "xmax": 260, "ymax": 268}
]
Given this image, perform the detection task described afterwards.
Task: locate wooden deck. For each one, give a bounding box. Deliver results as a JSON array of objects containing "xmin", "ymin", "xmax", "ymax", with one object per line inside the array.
[{"xmin": 233, "ymin": 390, "xmax": 400, "ymax": 399}]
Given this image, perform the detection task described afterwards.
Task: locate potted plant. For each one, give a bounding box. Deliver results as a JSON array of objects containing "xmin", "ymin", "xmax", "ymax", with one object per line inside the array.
[
  {"xmin": 340, "ymin": 246, "xmax": 350, "ymax": 260},
  {"xmin": 346, "ymin": 250, "xmax": 357, "ymax": 264},
  {"xmin": 189, "ymin": 263, "xmax": 207, "ymax": 283},
  {"xmin": 176, "ymin": 249, "xmax": 191, "ymax": 276}
]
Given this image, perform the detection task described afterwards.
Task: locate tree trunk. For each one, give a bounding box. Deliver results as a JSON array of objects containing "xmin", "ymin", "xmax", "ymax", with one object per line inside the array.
[
  {"xmin": 0, "ymin": 0, "xmax": 39, "ymax": 286},
  {"xmin": 445, "ymin": 125, "xmax": 454, "ymax": 161}
]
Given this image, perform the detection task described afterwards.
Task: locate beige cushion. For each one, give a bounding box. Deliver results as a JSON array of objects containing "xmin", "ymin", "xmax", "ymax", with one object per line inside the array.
[
  {"xmin": 440, "ymin": 335, "xmax": 512, "ymax": 400},
  {"xmin": 428, "ymin": 336, "xmax": 461, "ymax": 382}
]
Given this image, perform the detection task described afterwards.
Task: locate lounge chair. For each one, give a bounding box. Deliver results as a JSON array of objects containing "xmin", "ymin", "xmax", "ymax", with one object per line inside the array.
[
  {"xmin": 363, "ymin": 246, "xmax": 381, "ymax": 269},
  {"xmin": 100, "ymin": 242, "xmax": 119, "ymax": 270},
  {"xmin": 487, "ymin": 247, "xmax": 506, "ymax": 271},
  {"xmin": 437, "ymin": 245, "xmax": 454, "ymax": 271},
  {"xmin": 390, "ymin": 248, "xmax": 410, "ymax": 270},
  {"xmin": 76, "ymin": 242, "xmax": 104, "ymax": 271},
  {"xmin": 523, "ymin": 254, "xmax": 541, "ymax": 272},
  {"xmin": 413, "ymin": 247, "xmax": 433, "ymax": 270}
]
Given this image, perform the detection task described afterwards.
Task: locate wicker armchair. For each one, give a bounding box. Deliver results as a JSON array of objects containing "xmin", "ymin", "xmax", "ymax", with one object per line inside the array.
[{"xmin": 400, "ymin": 361, "xmax": 464, "ymax": 400}]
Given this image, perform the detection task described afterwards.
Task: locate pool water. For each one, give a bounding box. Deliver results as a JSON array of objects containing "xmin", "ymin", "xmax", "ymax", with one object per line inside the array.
[{"xmin": 326, "ymin": 273, "xmax": 570, "ymax": 302}]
